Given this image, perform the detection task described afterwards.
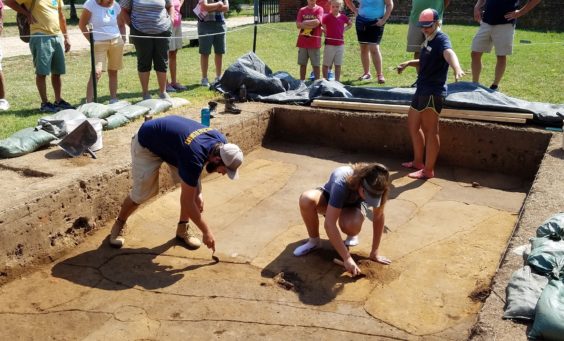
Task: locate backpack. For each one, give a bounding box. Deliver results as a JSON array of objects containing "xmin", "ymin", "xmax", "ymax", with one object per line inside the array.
[{"xmin": 16, "ymin": 0, "xmax": 38, "ymax": 43}]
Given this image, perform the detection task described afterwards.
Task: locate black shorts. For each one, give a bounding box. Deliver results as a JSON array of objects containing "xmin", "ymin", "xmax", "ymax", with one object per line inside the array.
[
  {"xmin": 356, "ymin": 16, "xmax": 385, "ymax": 45},
  {"xmin": 410, "ymin": 94, "xmax": 445, "ymax": 114}
]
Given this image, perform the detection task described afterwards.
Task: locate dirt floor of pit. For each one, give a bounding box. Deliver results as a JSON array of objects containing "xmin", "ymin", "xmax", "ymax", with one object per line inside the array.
[{"xmin": 0, "ymin": 140, "xmax": 530, "ymax": 340}]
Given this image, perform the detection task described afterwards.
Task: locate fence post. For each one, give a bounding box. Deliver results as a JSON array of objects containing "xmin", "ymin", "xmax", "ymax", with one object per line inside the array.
[
  {"xmin": 253, "ymin": 0, "xmax": 258, "ymax": 52},
  {"xmin": 88, "ymin": 24, "xmax": 98, "ymax": 103}
]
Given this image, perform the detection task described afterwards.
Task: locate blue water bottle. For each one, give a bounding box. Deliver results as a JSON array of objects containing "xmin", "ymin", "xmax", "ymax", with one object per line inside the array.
[{"xmin": 200, "ymin": 107, "xmax": 210, "ymax": 126}]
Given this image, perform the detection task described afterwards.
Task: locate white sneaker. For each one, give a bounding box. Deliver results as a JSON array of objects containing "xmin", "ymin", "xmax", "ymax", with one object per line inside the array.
[
  {"xmin": 176, "ymin": 222, "xmax": 202, "ymax": 249},
  {"xmin": 201, "ymin": 78, "xmax": 209, "ymax": 87},
  {"xmin": 0, "ymin": 99, "xmax": 10, "ymax": 111},
  {"xmin": 159, "ymin": 92, "xmax": 172, "ymax": 100},
  {"xmin": 344, "ymin": 235, "xmax": 359, "ymax": 246},
  {"xmin": 293, "ymin": 238, "xmax": 320, "ymax": 256}
]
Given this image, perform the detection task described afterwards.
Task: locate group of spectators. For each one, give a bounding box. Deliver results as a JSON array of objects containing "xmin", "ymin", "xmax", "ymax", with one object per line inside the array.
[
  {"xmin": 1, "ymin": 0, "xmax": 230, "ymax": 112},
  {"xmin": 297, "ymin": 0, "xmax": 540, "ymax": 89}
]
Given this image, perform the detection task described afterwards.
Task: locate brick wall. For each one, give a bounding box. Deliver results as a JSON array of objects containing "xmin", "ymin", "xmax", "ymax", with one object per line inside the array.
[{"xmin": 280, "ymin": 0, "xmax": 564, "ymax": 32}]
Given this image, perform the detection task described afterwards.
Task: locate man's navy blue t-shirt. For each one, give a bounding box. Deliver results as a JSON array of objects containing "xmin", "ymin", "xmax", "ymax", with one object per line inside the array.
[
  {"xmin": 137, "ymin": 115, "xmax": 227, "ymax": 187},
  {"xmin": 483, "ymin": 0, "xmax": 518, "ymax": 25},
  {"xmin": 416, "ymin": 31, "xmax": 452, "ymax": 97}
]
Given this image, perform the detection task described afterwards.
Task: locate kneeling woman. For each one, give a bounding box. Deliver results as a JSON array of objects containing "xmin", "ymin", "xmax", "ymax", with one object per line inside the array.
[{"xmin": 294, "ymin": 162, "xmax": 392, "ymax": 276}]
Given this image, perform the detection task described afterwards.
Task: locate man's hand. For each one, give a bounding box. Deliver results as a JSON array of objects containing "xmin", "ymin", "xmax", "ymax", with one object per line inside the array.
[
  {"xmin": 195, "ymin": 193, "xmax": 204, "ymax": 212},
  {"xmin": 344, "ymin": 256, "xmax": 361, "ymax": 276},
  {"xmin": 203, "ymin": 231, "xmax": 215, "ymax": 251},
  {"xmin": 64, "ymin": 39, "xmax": 71, "ymax": 52},
  {"xmin": 504, "ymin": 10, "xmax": 520, "ymax": 20}
]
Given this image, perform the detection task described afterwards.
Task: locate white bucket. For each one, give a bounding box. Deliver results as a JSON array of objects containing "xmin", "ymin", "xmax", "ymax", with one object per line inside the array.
[{"xmin": 65, "ymin": 118, "xmax": 103, "ymax": 151}]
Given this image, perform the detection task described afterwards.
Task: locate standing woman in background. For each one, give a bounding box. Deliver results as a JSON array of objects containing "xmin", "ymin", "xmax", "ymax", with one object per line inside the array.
[
  {"xmin": 79, "ymin": 0, "xmax": 126, "ymax": 103},
  {"xmin": 345, "ymin": 0, "xmax": 393, "ymax": 84},
  {"xmin": 120, "ymin": 0, "xmax": 173, "ymax": 100},
  {"xmin": 396, "ymin": 9, "xmax": 464, "ymax": 180}
]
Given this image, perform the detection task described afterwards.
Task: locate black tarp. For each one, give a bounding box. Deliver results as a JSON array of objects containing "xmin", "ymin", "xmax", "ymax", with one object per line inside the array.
[{"xmin": 214, "ymin": 52, "xmax": 564, "ymax": 127}]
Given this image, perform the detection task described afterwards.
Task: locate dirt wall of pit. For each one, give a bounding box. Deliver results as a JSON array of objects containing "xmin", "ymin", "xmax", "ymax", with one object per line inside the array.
[{"xmin": 266, "ymin": 107, "xmax": 552, "ymax": 179}]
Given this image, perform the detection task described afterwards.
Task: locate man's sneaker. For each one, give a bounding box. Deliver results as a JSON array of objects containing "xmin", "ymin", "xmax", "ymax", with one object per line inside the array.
[
  {"xmin": 176, "ymin": 222, "xmax": 202, "ymax": 249},
  {"xmin": 0, "ymin": 99, "xmax": 10, "ymax": 111},
  {"xmin": 201, "ymin": 78, "xmax": 209, "ymax": 87},
  {"xmin": 142, "ymin": 93, "xmax": 152, "ymax": 100},
  {"xmin": 171, "ymin": 82, "xmax": 187, "ymax": 91},
  {"xmin": 490, "ymin": 84, "xmax": 499, "ymax": 91},
  {"xmin": 54, "ymin": 99, "xmax": 75, "ymax": 110},
  {"xmin": 108, "ymin": 98, "xmax": 120, "ymax": 104},
  {"xmin": 166, "ymin": 83, "xmax": 177, "ymax": 92},
  {"xmin": 224, "ymin": 98, "xmax": 241, "ymax": 114},
  {"xmin": 327, "ymin": 71, "xmax": 335, "ymax": 81},
  {"xmin": 109, "ymin": 219, "xmax": 127, "ymax": 248},
  {"xmin": 344, "ymin": 235, "xmax": 360, "ymax": 246},
  {"xmin": 40, "ymin": 102, "xmax": 58, "ymax": 112}
]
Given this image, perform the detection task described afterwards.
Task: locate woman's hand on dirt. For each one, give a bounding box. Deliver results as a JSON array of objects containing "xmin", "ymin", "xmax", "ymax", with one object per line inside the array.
[
  {"xmin": 370, "ymin": 253, "xmax": 392, "ymax": 265},
  {"xmin": 344, "ymin": 256, "xmax": 361, "ymax": 276}
]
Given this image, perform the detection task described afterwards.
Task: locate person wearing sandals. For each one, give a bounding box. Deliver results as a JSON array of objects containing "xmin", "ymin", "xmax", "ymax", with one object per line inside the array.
[
  {"xmin": 120, "ymin": 0, "xmax": 173, "ymax": 100},
  {"xmin": 344, "ymin": 0, "xmax": 393, "ymax": 84},
  {"xmin": 166, "ymin": 0, "xmax": 187, "ymax": 92},
  {"xmin": 396, "ymin": 9, "xmax": 464, "ymax": 180},
  {"xmin": 78, "ymin": 0, "xmax": 126, "ymax": 104},
  {"xmin": 294, "ymin": 163, "xmax": 392, "ymax": 277},
  {"xmin": 108, "ymin": 115, "xmax": 244, "ymax": 251}
]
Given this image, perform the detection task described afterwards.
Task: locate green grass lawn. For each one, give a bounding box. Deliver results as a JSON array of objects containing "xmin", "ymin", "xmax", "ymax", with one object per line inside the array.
[{"xmin": 1, "ymin": 20, "xmax": 563, "ymax": 139}]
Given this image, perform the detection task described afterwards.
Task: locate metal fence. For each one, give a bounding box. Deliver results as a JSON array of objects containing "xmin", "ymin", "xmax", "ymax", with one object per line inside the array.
[{"xmin": 259, "ymin": 0, "xmax": 280, "ymax": 24}]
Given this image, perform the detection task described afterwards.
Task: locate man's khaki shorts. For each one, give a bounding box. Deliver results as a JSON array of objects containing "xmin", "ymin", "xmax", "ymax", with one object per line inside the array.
[
  {"xmin": 129, "ymin": 134, "xmax": 181, "ymax": 204},
  {"xmin": 406, "ymin": 22, "xmax": 425, "ymax": 53},
  {"xmin": 94, "ymin": 37, "xmax": 124, "ymax": 72},
  {"xmin": 471, "ymin": 22, "xmax": 514, "ymax": 56}
]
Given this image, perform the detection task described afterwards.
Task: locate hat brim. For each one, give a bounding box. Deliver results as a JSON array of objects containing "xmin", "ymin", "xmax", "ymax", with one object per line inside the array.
[
  {"xmin": 417, "ymin": 21, "xmax": 435, "ymax": 28},
  {"xmin": 226, "ymin": 168, "xmax": 239, "ymax": 180},
  {"xmin": 363, "ymin": 189, "xmax": 383, "ymax": 208}
]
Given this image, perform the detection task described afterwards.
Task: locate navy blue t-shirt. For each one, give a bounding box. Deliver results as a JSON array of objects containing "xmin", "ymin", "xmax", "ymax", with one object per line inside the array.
[
  {"xmin": 137, "ymin": 115, "xmax": 227, "ymax": 187},
  {"xmin": 416, "ymin": 31, "xmax": 452, "ymax": 97},
  {"xmin": 483, "ymin": 0, "xmax": 519, "ymax": 25}
]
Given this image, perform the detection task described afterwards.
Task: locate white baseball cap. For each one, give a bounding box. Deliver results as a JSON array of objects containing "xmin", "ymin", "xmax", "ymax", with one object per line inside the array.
[{"xmin": 219, "ymin": 143, "xmax": 243, "ymax": 180}]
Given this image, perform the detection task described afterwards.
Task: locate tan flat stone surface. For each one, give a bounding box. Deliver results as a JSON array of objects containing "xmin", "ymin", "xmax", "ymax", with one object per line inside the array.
[{"xmin": 0, "ymin": 141, "xmax": 528, "ymax": 339}]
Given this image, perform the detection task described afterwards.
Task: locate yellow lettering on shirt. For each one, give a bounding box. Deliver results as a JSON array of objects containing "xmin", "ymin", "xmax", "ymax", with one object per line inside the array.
[{"xmin": 184, "ymin": 128, "xmax": 212, "ymax": 145}]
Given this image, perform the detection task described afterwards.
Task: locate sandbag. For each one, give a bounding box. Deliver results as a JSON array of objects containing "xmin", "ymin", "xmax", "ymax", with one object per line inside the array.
[
  {"xmin": 503, "ymin": 265, "xmax": 549, "ymax": 320},
  {"xmin": 37, "ymin": 109, "xmax": 87, "ymax": 138},
  {"xmin": 115, "ymin": 104, "xmax": 150, "ymax": 120},
  {"xmin": 107, "ymin": 100, "xmax": 131, "ymax": 112},
  {"xmin": 166, "ymin": 97, "xmax": 191, "ymax": 109},
  {"xmin": 136, "ymin": 99, "xmax": 172, "ymax": 115},
  {"xmin": 529, "ymin": 279, "xmax": 564, "ymax": 340},
  {"xmin": 77, "ymin": 103, "xmax": 116, "ymax": 119},
  {"xmin": 527, "ymin": 237, "xmax": 564, "ymax": 278},
  {"xmin": 537, "ymin": 213, "xmax": 564, "ymax": 240},
  {"xmin": 103, "ymin": 113, "xmax": 130, "ymax": 130},
  {"xmin": 0, "ymin": 128, "xmax": 57, "ymax": 158}
]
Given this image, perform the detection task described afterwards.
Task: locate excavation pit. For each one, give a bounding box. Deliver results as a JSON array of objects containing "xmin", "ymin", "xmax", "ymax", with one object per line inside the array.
[{"xmin": 0, "ymin": 103, "xmax": 562, "ymax": 340}]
